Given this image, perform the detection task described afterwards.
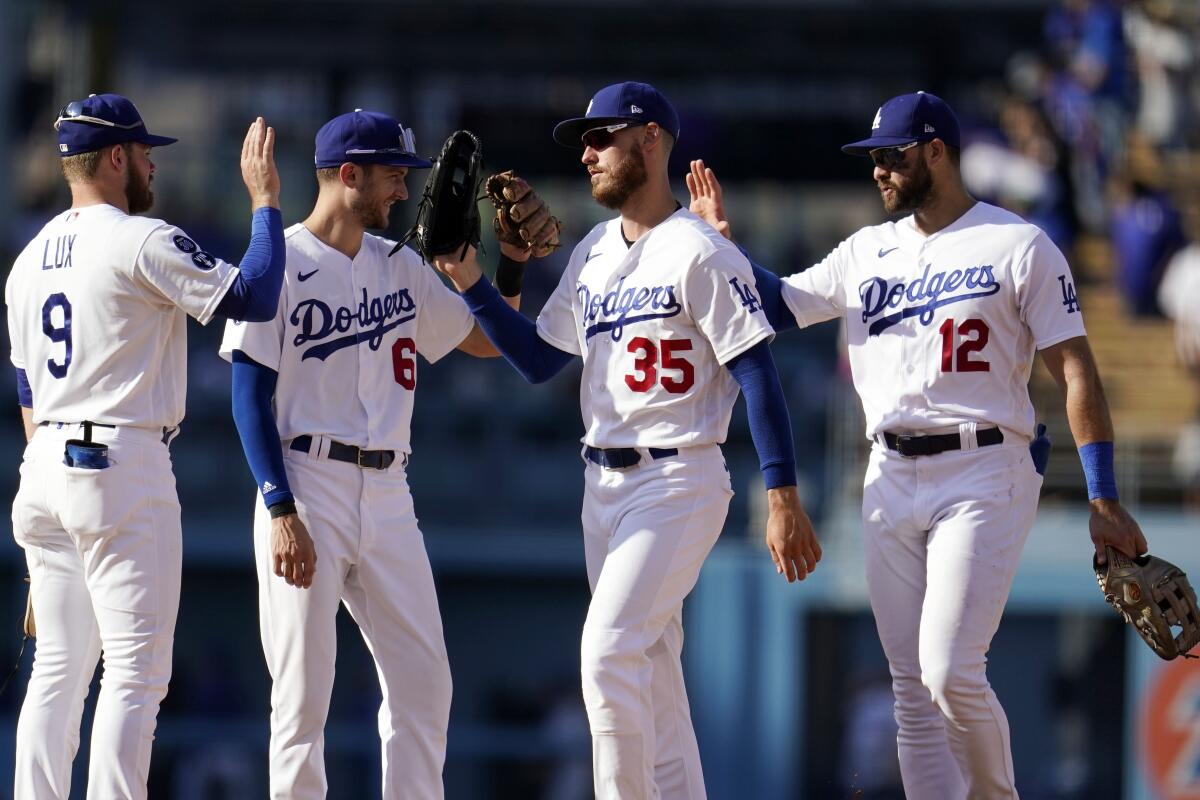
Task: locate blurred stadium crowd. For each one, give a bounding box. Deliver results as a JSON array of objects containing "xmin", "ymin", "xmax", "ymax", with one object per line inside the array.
[{"xmin": 0, "ymin": 0, "xmax": 1198, "ymax": 798}]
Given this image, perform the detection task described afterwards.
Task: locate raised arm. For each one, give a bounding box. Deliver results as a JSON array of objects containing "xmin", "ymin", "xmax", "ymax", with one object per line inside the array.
[{"xmin": 1039, "ymin": 335, "xmax": 1148, "ymax": 561}]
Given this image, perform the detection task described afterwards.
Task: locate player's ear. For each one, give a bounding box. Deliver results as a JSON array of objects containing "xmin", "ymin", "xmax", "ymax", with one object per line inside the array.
[
  {"xmin": 338, "ymin": 162, "xmax": 360, "ymax": 189},
  {"xmin": 107, "ymin": 143, "xmax": 126, "ymax": 173},
  {"xmin": 641, "ymin": 123, "xmax": 661, "ymax": 153}
]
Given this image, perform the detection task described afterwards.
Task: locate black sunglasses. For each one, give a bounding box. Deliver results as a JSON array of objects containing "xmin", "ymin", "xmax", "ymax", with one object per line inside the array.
[
  {"xmin": 581, "ymin": 122, "xmax": 645, "ymax": 150},
  {"xmin": 869, "ymin": 141, "xmax": 922, "ymax": 170}
]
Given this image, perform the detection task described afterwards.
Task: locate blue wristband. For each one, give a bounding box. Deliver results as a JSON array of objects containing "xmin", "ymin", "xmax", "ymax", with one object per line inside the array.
[{"xmin": 1078, "ymin": 441, "xmax": 1117, "ymax": 501}]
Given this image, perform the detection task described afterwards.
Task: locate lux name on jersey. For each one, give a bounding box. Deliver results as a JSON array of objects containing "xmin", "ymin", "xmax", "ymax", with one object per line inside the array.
[
  {"xmin": 291, "ymin": 286, "xmax": 416, "ymax": 361},
  {"xmin": 860, "ymin": 263, "xmax": 1000, "ymax": 336},
  {"xmin": 578, "ymin": 277, "xmax": 681, "ymax": 341},
  {"xmin": 41, "ymin": 235, "xmax": 77, "ymax": 270}
]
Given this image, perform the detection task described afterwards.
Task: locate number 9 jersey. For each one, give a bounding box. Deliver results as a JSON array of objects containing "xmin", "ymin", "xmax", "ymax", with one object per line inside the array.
[
  {"xmin": 536, "ymin": 208, "xmax": 773, "ymax": 449},
  {"xmin": 781, "ymin": 202, "xmax": 1087, "ymax": 440},
  {"xmin": 5, "ymin": 204, "xmax": 240, "ymax": 428}
]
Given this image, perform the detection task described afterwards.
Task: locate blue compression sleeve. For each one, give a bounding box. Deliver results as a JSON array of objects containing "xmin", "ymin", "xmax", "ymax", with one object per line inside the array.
[
  {"xmin": 230, "ymin": 350, "xmax": 293, "ymax": 507},
  {"xmin": 214, "ymin": 207, "xmax": 286, "ymax": 322},
  {"xmin": 1078, "ymin": 441, "xmax": 1118, "ymax": 500},
  {"xmin": 14, "ymin": 368, "xmax": 31, "ymax": 408},
  {"xmin": 742, "ymin": 251, "xmax": 796, "ymax": 333},
  {"xmin": 727, "ymin": 339, "xmax": 797, "ymax": 489},
  {"xmin": 461, "ymin": 277, "xmax": 574, "ymax": 383}
]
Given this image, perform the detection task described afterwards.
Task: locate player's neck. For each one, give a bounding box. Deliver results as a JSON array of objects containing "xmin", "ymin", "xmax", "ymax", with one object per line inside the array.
[
  {"xmin": 618, "ymin": 177, "xmax": 678, "ymax": 243},
  {"xmin": 302, "ymin": 204, "xmax": 364, "ymax": 259},
  {"xmin": 69, "ymin": 183, "xmax": 129, "ymax": 214},
  {"xmin": 911, "ymin": 183, "xmax": 976, "ymax": 237}
]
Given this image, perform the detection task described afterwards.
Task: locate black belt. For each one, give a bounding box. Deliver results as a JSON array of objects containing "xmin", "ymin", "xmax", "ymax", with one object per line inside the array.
[
  {"xmin": 41, "ymin": 420, "xmax": 175, "ymax": 445},
  {"xmin": 584, "ymin": 445, "xmax": 678, "ymax": 469},
  {"xmin": 290, "ymin": 435, "xmax": 396, "ymax": 470},
  {"xmin": 882, "ymin": 427, "xmax": 1004, "ymax": 457}
]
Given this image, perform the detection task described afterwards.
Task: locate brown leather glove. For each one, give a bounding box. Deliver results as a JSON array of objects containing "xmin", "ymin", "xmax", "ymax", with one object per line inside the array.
[
  {"xmin": 1095, "ymin": 546, "xmax": 1199, "ymax": 660},
  {"xmin": 485, "ymin": 170, "xmax": 562, "ymax": 258}
]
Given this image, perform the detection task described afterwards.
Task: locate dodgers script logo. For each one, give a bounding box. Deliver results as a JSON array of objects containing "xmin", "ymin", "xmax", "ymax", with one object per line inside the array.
[
  {"xmin": 860, "ymin": 264, "xmax": 1000, "ymax": 336},
  {"xmin": 579, "ymin": 278, "xmax": 682, "ymax": 341},
  {"xmin": 291, "ymin": 287, "xmax": 416, "ymax": 361}
]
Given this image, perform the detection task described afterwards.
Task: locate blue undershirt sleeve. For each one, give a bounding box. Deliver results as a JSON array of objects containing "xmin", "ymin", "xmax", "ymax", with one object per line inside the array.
[
  {"xmin": 14, "ymin": 368, "xmax": 31, "ymax": 408},
  {"xmin": 460, "ymin": 277, "xmax": 575, "ymax": 383},
  {"xmin": 230, "ymin": 350, "xmax": 293, "ymax": 507},
  {"xmin": 736, "ymin": 244, "xmax": 796, "ymax": 333},
  {"xmin": 214, "ymin": 207, "xmax": 286, "ymax": 322},
  {"xmin": 727, "ymin": 339, "xmax": 798, "ymax": 489}
]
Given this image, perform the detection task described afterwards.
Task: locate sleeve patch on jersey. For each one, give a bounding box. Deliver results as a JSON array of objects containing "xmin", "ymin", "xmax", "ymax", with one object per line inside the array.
[
  {"xmin": 192, "ymin": 251, "xmax": 216, "ymax": 271},
  {"xmin": 173, "ymin": 235, "xmax": 198, "ymax": 254}
]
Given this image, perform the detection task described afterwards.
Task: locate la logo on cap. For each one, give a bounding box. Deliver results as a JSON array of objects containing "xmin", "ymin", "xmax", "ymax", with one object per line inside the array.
[{"xmin": 872, "ymin": 108, "xmax": 882, "ymax": 130}]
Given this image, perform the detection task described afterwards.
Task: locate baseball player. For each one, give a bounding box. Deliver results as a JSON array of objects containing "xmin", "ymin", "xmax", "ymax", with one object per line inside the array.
[
  {"xmin": 430, "ymin": 81, "xmax": 820, "ymax": 800},
  {"xmin": 219, "ymin": 110, "xmax": 556, "ymax": 800},
  {"xmin": 5, "ymin": 93, "xmax": 284, "ymax": 799},
  {"xmin": 688, "ymin": 92, "xmax": 1149, "ymax": 799}
]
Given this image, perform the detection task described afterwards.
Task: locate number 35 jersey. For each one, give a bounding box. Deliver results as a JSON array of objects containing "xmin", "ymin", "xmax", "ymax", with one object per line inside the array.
[
  {"xmin": 782, "ymin": 201, "xmax": 1086, "ymax": 440},
  {"xmin": 5, "ymin": 203, "xmax": 239, "ymax": 428},
  {"xmin": 536, "ymin": 208, "xmax": 773, "ymax": 449}
]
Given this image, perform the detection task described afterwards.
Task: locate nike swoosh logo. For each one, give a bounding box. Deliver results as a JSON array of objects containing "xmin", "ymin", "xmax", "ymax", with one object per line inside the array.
[
  {"xmin": 297, "ymin": 269, "xmax": 319, "ymax": 282},
  {"xmin": 585, "ymin": 250, "xmax": 603, "ymax": 263},
  {"xmin": 877, "ymin": 247, "xmax": 898, "ymax": 258}
]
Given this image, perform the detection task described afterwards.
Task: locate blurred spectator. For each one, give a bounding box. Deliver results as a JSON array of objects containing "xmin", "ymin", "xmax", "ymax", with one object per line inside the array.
[
  {"xmin": 962, "ymin": 95, "xmax": 1078, "ymax": 251},
  {"xmin": 1123, "ymin": 0, "xmax": 1195, "ymax": 150},
  {"xmin": 1108, "ymin": 133, "xmax": 1186, "ymax": 316},
  {"xmin": 1157, "ymin": 239, "xmax": 1200, "ymax": 504}
]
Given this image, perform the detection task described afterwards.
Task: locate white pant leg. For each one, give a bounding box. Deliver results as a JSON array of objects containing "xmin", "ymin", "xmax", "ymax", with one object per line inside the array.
[
  {"xmin": 580, "ymin": 446, "xmax": 730, "ymax": 800},
  {"xmin": 649, "ymin": 612, "xmax": 705, "ymax": 800},
  {"xmin": 341, "ymin": 466, "xmax": 451, "ymax": 800},
  {"xmin": 862, "ymin": 448, "xmax": 966, "ymax": 800},
  {"xmin": 257, "ymin": 453, "xmax": 356, "ymax": 800},
  {"xmin": 13, "ymin": 525, "xmax": 101, "ymax": 800},
  {"xmin": 917, "ymin": 445, "xmax": 1041, "ymax": 800}
]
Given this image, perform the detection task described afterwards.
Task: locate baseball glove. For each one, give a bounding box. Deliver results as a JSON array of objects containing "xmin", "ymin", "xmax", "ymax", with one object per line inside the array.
[
  {"xmin": 391, "ymin": 130, "xmax": 483, "ymax": 262},
  {"xmin": 1094, "ymin": 545, "xmax": 1200, "ymax": 660},
  {"xmin": 484, "ymin": 170, "xmax": 563, "ymax": 258}
]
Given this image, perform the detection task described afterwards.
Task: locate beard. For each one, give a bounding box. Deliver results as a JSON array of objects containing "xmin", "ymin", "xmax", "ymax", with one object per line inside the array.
[
  {"xmin": 125, "ymin": 164, "xmax": 154, "ymax": 214},
  {"xmin": 879, "ymin": 155, "xmax": 933, "ymax": 215},
  {"xmin": 350, "ymin": 193, "xmax": 390, "ymax": 230},
  {"xmin": 591, "ymin": 146, "xmax": 648, "ymax": 209}
]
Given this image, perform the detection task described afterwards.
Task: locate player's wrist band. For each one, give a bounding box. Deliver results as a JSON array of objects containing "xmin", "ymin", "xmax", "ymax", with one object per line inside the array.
[
  {"xmin": 495, "ymin": 254, "xmax": 526, "ymax": 297},
  {"xmin": 268, "ymin": 500, "xmax": 297, "ymax": 519},
  {"xmin": 1078, "ymin": 441, "xmax": 1118, "ymax": 501}
]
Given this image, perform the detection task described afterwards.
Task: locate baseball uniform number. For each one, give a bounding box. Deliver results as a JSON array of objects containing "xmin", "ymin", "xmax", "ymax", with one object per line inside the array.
[
  {"xmin": 624, "ymin": 337, "xmax": 695, "ymax": 394},
  {"xmin": 391, "ymin": 336, "xmax": 417, "ymax": 390},
  {"xmin": 938, "ymin": 317, "xmax": 990, "ymax": 373},
  {"xmin": 41, "ymin": 292, "xmax": 73, "ymax": 378}
]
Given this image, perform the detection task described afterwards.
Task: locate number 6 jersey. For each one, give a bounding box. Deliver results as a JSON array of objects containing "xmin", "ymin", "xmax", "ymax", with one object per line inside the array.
[
  {"xmin": 536, "ymin": 208, "xmax": 773, "ymax": 449},
  {"xmin": 781, "ymin": 201, "xmax": 1087, "ymax": 440},
  {"xmin": 5, "ymin": 203, "xmax": 239, "ymax": 428}
]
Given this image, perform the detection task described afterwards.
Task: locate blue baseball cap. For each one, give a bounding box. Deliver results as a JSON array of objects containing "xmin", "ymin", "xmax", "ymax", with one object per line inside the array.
[
  {"xmin": 552, "ymin": 81, "xmax": 680, "ymax": 148},
  {"xmin": 841, "ymin": 91, "xmax": 960, "ymax": 156},
  {"xmin": 314, "ymin": 110, "xmax": 432, "ymax": 169},
  {"xmin": 54, "ymin": 93, "xmax": 178, "ymax": 157}
]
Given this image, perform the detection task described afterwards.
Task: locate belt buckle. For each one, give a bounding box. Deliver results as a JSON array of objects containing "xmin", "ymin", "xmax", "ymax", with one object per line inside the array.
[
  {"xmin": 893, "ymin": 434, "xmax": 918, "ymax": 459},
  {"xmin": 356, "ymin": 448, "xmax": 372, "ymax": 469}
]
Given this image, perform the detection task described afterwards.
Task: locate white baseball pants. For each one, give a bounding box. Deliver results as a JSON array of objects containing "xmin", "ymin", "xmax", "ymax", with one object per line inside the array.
[
  {"xmin": 580, "ymin": 444, "xmax": 732, "ymax": 800},
  {"xmin": 256, "ymin": 440, "xmax": 451, "ymax": 800},
  {"xmin": 862, "ymin": 438, "xmax": 1042, "ymax": 800},
  {"xmin": 11, "ymin": 423, "xmax": 182, "ymax": 800}
]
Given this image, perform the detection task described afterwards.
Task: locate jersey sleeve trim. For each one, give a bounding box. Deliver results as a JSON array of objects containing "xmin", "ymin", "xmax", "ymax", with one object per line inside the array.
[
  {"xmin": 197, "ymin": 266, "xmax": 241, "ymax": 326},
  {"xmin": 711, "ymin": 326, "xmax": 773, "ymax": 366},
  {"xmin": 1035, "ymin": 329, "xmax": 1087, "ymax": 352},
  {"xmin": 534, "ymin": 318, "xmax": 582, "ymax": 356}
]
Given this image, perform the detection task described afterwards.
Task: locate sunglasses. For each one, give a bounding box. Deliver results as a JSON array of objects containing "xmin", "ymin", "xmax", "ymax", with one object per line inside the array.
[
  {"xmin": 869, "ymin": 140, "xmax": 922, "ymax": 170},
  {"xmin": 53, "ymin": 100, "xmax": 143, "ymax": 132},
  {"xmin": 581, "ymin": 122, "xmax": 644, "ymax": 150},
  {"xmin": 347, "ymin": 125, "xmax": 419, "ymax": 158}
]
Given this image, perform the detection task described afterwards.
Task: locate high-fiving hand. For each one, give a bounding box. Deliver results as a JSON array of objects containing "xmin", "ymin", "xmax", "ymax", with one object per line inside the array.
[{"xmin": 241, "ymin": 117, "xmax": 280, "ymax": 211}]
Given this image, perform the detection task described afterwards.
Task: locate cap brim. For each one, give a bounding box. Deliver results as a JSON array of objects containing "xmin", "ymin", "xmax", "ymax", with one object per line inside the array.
[
  {"xmin": 552, "ymin": 116, "xmax": 636, "ymax": 148},
  {"xmin": 137, "ymin": 133, "xmax": 178, "ymax": 147},
  {"xmin": 841, "ymin": 134, "xmax": 922, "ymax": 156},
  {"xmin": 314, "ymin": 154, "xmax": 434, "ymax": 169}
]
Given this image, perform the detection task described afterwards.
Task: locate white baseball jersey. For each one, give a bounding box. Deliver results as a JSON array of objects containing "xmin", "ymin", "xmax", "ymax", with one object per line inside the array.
[
  {"xmin": 5, "ymin": 203, "xmax": 238, "ymax": 428},
  {"xmin": 218, "ymin": 224, "xmax": 474, "ymax": 453},
  {"xmin": 536, "ymin": 208, "xmax": 772, "ymax": 448},
  {"xmin": 782, "ymin": 201, "xmax": 1086, "ymax": 439}
]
